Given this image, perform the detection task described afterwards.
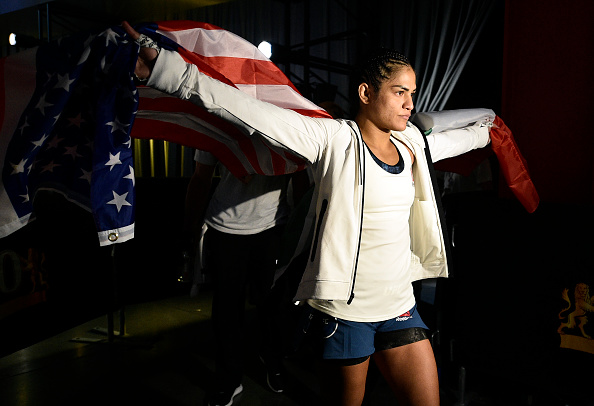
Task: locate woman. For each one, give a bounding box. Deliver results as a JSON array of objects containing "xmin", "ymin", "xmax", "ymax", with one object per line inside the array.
[{"xmin": 123, "ymin": 21, "xmax": 490, "ymax": 406}]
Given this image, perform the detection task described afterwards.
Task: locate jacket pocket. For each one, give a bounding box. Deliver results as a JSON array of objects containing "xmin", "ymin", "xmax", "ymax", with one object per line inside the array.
[
  {"xmin": 310, "ymin": 199, "xmax": 328, "ymax": 262},
  {"xmin": 409, "ymin": 199, "xmax": 443, "ymax": 264}
]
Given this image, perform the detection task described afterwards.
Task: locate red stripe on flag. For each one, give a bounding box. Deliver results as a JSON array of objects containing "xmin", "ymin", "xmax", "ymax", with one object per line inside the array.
[
  {"xmin": 177, "ymin": 48, "xmax": 237, "ymax": 88},
  {"xmin": 137, "ymin": 95, "xmax": 266, "ymax": 169},
  {"xmin": 135, "ymin": 92, "xmax": 313, "ymax": 175},
  {"xmin": 137, "ymin": 94, "xmax": 244, "ymax": 138},
  {"xmin": 155, "ymin": 20, "xmax": 223, "ymax": 32},
  {"xmin": 132, "ymin": 118, "xmax": 253, "ymax": 178},
  {"xmin": 133, "ymin": 20, "xmax": 329, "ymax": 176},
  {"xmin": 292, "ymin": 108, "xmax": 331, "ymax": 119},
  {"xmin": 153, "ymin": 21, "xmax": 331, "ymax": 119},
  {"xmin": 491, "ymin": 116, "xmax": 539, "ymax": 213},
  {"xmin": 197, "ymin": 55, "xmax": 298, "ymax": 88}
]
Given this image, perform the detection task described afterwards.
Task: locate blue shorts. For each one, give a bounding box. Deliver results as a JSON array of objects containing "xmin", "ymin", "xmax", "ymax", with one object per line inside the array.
[{"xmin": 305, "ymin": 304, "xmax": 429, "ymax": 365}]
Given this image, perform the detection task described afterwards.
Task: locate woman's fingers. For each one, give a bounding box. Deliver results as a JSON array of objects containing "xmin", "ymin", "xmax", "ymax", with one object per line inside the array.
[
  {"xmin": 121, "ymin": 21, "xmax": 140, "ymax": 40},
  {"xmin": 120, "ymin": 21, "xmax": 158, "ymax": 80}
]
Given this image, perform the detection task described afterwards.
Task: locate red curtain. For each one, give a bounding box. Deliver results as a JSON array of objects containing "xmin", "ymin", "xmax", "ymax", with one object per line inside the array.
[{"xmin": 501, "ymin": 0, "xmax": 594, "ymax": 205}]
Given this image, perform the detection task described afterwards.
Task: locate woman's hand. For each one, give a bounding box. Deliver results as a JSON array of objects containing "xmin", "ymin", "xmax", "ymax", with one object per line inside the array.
[{"xmin": 122, "ymin": 21, "xmax": 159, "ymax": 81}]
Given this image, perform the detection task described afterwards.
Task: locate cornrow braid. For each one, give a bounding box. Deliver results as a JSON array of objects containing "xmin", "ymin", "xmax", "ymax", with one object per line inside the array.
[{"xmin": 358, "ymin": 48, "xmax": 412, "ymax": 92}]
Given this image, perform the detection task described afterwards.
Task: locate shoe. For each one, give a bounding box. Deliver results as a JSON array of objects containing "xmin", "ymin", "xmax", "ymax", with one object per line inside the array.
[
  {"xmin": 207, "ymin": 383, "xmax": 243, "ymax": 406},
  {"xmin": 259, "ymin": 355, "xmax": 285, "ymax": 393}
]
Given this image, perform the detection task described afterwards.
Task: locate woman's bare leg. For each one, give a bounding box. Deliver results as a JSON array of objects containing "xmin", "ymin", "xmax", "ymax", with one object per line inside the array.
[
  {"xmin": 372, "ymin": 339, "xmax": 439, "ymax": 406},
  {"xmin": 318, "ymin": 358, "xmax": 370, "ymax": 406}
]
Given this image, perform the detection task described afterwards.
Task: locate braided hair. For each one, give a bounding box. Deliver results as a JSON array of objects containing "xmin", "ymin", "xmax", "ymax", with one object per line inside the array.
[{"xmin": 357, "ymin": 48, "xmax": 413, "ymax": 92}]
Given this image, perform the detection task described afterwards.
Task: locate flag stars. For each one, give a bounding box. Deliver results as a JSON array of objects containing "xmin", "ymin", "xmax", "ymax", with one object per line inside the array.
[
  {"xmin": 82, "ymin": 34, "xmax": 94, "ymax": 49},
  {"xmin": 40, "ymin": 160, "xmax": 60, "ymax": 173},
  {"xmin": 68, "ymin": 113, "xmax": 85, "ymax": 128},
  {"xmin": 106, "ymin": 117, "xmax": 130, "ymax": 134},
  {"xmin": 42, "ymin": 71, "xmax": 53, "ymax": 86},
  {"xmin": 10, "ymin": 158, "xmax": 28, "ymax": 175},
  {"xmin": 35, "ymin": 94, "xmax": 54, "ymax": 116},
  {"xmin": 101, "ymin": 56, "xmax": 112, "ymax": 74},
  {"xmin": 79, "ymin": 168, "xmax": 92, "ymax": 184},
  {"xmin": 56, "ymin": 73, "xmax": 76, "ymax": 92},
  {"xmin": 124, "ymin": 165, "xmax": 135, "ymax": 186},
  {"xmin": 107, "ymin": 191, "xmax": 132, "ymax": 212},
  {"xmin": 76, "ymin": 46, "xmax": 91, "ymax": 66},
  {"xmin": 31, "ymin": 133, "xmax": 50, "ymax": 150},
  {"xmin": 76, "ymin": 36, "xmax": 94, "ymax": 65},
  {"xmin": 46, "ymin": 136, "xmax": 63, "ymax": 149},
  {"xmin": 122, "ymin": 87, "xmax": 138, "ymax": 102},
  {"xmin": 20, "ymin": 187, "xmax": 30, "ymax": 203},
  {"xmin": 63, "ymin": 145, "xmax": 83, "ymax": 159},
  {"xmin": 102, "ymin": 28, "xmax": 120, "ymax": 47},
  {"xmin": 18, "ymin": 117, "xmax": 31, "ymax": 134},
  {"xmin": 105, "ymin": 152, "xmax": 122, "ymax": 171}
]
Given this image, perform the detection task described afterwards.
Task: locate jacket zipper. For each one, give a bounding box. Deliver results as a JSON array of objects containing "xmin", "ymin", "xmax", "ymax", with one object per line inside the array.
[
  {"xmin": 309, "ymin": 198, "xmax": 328, "ymax": 262},
  {"xmin": 347, "ymin": 124, "xmax": 365, "ymax": 304}
]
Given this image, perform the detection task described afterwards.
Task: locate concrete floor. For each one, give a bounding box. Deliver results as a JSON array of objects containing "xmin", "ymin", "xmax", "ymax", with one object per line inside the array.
[
  {"xmin": 1, "ymin": 291, "xmax": 316, "ymax": 406},
  {"xmin": 0, "ymin": 287, "xmax": 590, "ymax": 406}
]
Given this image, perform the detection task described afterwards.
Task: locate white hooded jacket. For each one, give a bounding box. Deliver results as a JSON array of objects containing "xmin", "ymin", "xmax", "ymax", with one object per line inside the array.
[{"xmin": 148, "ymin": 50, "xmax": 491, "ymax": 302}]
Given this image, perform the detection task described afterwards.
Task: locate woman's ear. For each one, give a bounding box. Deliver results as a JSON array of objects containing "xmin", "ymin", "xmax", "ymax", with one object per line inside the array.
[{"xmin": 358, "ymin": 83, "xmax": 371, "ymax": 105}]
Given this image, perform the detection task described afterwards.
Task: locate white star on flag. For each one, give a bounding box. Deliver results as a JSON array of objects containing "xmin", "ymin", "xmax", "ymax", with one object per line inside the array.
[
  {"xmin": 105, "ymin": 151, "xmax": 121, "ymax": 171},
  {"xmin": 20, "ymin": 187, "xmax": 30, "ymax": 203},
  {"xmin": 18, "ymin": 117, "xmax": 30, "ymax": 134},
  {"xmin": 123, "ymin": 165, "xmax": 135, "ymax": 186},
  {"xmin": 107, "ymin": 190, "xmax": 131, "ymax": 212},
  {"xmin": 10, "ymin": 159, "xmax": 27, "ymax": 175},
  {"xmin": 56, "ymin": 73, "xmax": 76, "ymax": 92},
  {"xmin": 102, "ymin": 28, "xmax": 120, "ymax": 47},
  {"xmin": 35, "ymin": 93, "xmax": 53, "ymax": 116},
  {"xmin": 31, "ymin": 133, "xmax": 50, "ymax": 149},
  {"xmin": 0, "ymin": 20, "xmax": 332, "ymax": 248},
  {"xmin": 79, "ymin": 168, "xmax": 92, "ymax": 184},
  {"xmin": 106, "ymin": 117, "xmax": 129, "ymax": 134}
]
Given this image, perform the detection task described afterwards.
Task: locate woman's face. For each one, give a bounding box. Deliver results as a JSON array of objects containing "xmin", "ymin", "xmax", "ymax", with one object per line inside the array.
[{"xmin": 367, "ymin": 67, "xmax": 416, "ymax": 132}]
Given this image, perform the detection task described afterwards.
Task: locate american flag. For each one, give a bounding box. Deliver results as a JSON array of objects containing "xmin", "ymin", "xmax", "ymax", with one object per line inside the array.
[{"xmin": 0, "ymin": 21, "xmax": 331, "ymax": 246}]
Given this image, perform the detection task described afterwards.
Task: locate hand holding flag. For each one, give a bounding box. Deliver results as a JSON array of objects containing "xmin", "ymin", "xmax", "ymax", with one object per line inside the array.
[
  {"xmin": 0, "ymin": 21, "xmax": 330, "ymax": 246},
  {"xmin": 121, "ymin": 21, "xmax": 158, "ymax": 81},
  {"xmin": 0, "ymin": 19, "xmax": 538, "ymax": 249}
]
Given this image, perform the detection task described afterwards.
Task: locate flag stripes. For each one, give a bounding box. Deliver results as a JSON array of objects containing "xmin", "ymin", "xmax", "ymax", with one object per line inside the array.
[{"xmin": 0, "ymin": 21, "xmax": 328, "ymax": 245}]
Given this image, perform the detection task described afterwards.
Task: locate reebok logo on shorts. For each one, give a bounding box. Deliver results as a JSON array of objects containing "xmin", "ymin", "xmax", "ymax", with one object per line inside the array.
[{"xmin": 395, "ymin": 310, "xmax": 412, "ymax": 321}]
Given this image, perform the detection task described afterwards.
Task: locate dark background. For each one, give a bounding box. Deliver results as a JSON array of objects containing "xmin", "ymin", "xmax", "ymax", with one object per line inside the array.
[{"xmin": 1, "ymin": 1, "xmax": 593, "ymax": 403}]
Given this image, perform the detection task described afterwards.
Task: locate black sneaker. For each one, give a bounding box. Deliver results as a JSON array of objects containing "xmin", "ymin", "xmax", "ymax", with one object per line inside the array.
[
  {"xmin": 207, "ymin": 383, "xmax": 243, "ymax": 406},
  {"xmin": 259, "ymin": 355, "xmax": 285, "ymax": 393}
]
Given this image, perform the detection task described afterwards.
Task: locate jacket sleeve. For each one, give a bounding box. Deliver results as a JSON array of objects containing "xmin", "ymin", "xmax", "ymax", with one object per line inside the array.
[
  {"xmin": 425, "ymin": 123, "xmax": 491, "ymax": 163},
  {"xmin": 146, "ymin": 49, "xmax": 338, "ymax": 165}
]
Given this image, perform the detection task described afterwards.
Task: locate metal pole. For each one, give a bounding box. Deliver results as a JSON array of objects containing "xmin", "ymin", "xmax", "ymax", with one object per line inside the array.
[
  {"xmin": 111, "ymin": 244, "xmax": 126, "ymax": 339},
  {"xmin": 455, "ymin": 366, "xmax": 467, "ymax": 406},
  {"xmin": 107, "ymin": 245, "xmax": 116, "ymax": 342},
  {"xmin": 37, "ymin": 6, "xmax": 42, "ymax": 41},
  {"xmin": 304, "ymin": 0, "xmax": 310, "ymax": 96},
  {"xmin": 284, "ymin": 0, "xmax": 291, "ymax": 76},
  {"xmin": 46, "ymin": 2, "xmax": 51, "ymax": 42}
]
